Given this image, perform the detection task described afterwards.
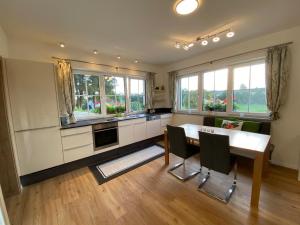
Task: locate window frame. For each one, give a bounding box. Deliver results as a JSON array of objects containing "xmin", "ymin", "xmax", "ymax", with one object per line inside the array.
[
  {"xmin": 176, "ymin": 58, "xmax": 269, "ymax": 118},
  {"xmin": 72, "ymin": 70, "xmax": 146, "ymax": 119}
]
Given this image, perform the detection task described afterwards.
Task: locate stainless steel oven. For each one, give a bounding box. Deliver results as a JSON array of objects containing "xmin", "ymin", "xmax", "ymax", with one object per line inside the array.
[{"xmin": 93, "ymin": 122, "xmax": 119, "ymax": 151}]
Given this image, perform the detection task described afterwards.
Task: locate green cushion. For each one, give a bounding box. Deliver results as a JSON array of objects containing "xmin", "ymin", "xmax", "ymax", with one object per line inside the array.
[
  {"xmin": 215, "ymin": 117, "xmax": 238, "ymax": 127},
  {"xmin": 242, "ymin": 121, "xmax": 261, "ymax": 133}
]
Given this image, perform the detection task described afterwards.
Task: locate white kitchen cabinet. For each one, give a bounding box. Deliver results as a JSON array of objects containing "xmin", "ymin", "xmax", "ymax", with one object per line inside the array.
[
  {"xmin": 61, "ymin": 126, "xmax": 93, "ymax": 163},
  {"xmin": 160, "ymin": 114, "xmax": 173, "ymax": 134},
  {"xmin": 119, "ymin": 118, "xmax": 147, "ymax": 146},
  {"xmin": 118, "ymin": 123, "xmax": 134, "ymax": 147},
  {"xmin": 146, "ymin": 119, "xmax": 161, "ymax": 138},
  {"xmin": 5, "ymin": 59, "xmax": 59, "ymax": 131},
  {"xmin": 133, "ymin": 121, "xmax": 147, "ymax": 142},
  {"xmin": 15, "ymin": 127, "xmax": 63, "ymax": 175}
]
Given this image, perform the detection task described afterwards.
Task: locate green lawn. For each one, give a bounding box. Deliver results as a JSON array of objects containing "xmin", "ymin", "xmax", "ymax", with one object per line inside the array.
[{"xmin": 234, "ymin": 104, "xmax": 267, "ymax": 113}]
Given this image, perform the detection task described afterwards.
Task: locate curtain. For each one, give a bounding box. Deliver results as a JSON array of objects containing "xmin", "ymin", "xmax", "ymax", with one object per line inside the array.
[
  {"xmin": 56, "ymin": 60, "xmax": 76, "ymax": 124},
  {"xmin": 266, "ymin": 46, "xmax": 289, "ymax": 120},
  {"xmin": 146, "ymin": 72, "xmax": 155, "ymax": 110},
  {"xmin": 168, "ymin": 71, "xmax": 178, "ymax": 111}
]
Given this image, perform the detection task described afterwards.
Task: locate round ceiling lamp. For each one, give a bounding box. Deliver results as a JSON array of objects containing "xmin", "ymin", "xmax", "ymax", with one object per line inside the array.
[{"xmin": 175, "ymin": 0, "xmax": 199, "ymax": 15}]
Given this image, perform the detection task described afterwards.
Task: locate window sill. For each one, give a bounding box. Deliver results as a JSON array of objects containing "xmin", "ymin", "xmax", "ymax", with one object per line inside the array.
[{"xmin": 174, "ymin": 110, "xmax": 271, "ymax": 120}]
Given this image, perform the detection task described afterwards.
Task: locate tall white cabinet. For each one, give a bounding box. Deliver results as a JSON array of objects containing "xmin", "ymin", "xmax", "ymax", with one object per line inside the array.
[{"xmin": 5, "ymin": 59, "xmax": 63, "ymax": 175}]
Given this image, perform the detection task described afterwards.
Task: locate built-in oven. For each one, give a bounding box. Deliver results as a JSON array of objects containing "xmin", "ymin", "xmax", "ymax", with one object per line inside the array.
[{"xmin": 93, "ymin": 122, "xmax": 119, "ymax": 151}]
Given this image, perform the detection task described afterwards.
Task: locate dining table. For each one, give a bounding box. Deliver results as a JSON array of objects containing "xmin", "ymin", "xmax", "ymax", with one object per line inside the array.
[{"xmin": 164, "ymin": 124, "xmax": 271, "ymax": 209}]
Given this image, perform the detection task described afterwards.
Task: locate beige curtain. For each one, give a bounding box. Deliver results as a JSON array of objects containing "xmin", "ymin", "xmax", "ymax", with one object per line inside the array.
[
  {"xmin": 146, "ymin": 72, "xmax": 155, "ymax": 110},
  {"xmin": 56, "ymin": 60, "xmax": 76, "ymax": 124},
  {"xmin": 266, "ymin": 46, "xmax": 289, "ymax": 120},
  {"xmin": 168, "ymin": 71, "xmax": 178, "ymax": 111}
]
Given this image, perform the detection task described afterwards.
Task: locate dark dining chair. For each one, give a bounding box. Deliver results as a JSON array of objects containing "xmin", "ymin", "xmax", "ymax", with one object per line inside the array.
[
  {"xmin": 167, "ymin": 125, "xmax": 200, "ymax": 181},
  {"xmin": 198, "ymin": 131, "xmax": 237, "ymax": 203}
]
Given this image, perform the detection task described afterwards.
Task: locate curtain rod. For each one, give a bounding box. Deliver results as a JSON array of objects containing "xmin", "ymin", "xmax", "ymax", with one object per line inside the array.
[
  {"xmin": 172, "ymin": 41, "xmax": 293, "ymax": 72},
  {"xmin": 51, "ymin": 56, "xmax": 153, "ymax": 74}
]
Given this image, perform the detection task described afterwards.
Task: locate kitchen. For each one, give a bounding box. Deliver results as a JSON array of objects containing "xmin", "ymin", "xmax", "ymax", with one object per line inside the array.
[{"xmin": 1, "ymin": 58, "xmax": 173, "ymax": 186}]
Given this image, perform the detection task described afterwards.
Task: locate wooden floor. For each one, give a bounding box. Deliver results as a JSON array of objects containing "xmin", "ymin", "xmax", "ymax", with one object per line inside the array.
[{"xmin": 5, "ymin": 154, "xmax": 300, "ymax": 225}]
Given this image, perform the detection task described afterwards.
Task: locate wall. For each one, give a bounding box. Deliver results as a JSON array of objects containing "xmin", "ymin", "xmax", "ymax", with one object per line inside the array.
[
  {"xmin": 167, "ymin": 26, "xmax": 300, "ymax": 172},
  {"xmin": 0, "ymin": 26, "xmax": 8, "ymax": 57}
]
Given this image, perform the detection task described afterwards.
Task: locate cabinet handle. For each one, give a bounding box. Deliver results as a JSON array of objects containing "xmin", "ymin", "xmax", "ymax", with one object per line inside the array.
[{"xmin": 15, "ymin": 125, "xmax": 58, "ymax": 132}]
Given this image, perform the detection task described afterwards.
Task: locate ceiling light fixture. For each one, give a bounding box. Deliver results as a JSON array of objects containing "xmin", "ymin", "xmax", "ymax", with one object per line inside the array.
[
  {"xmin": 93, "ymin": 50, "xmax": 98, "ymax": 54},
  {"xmin": 212, "ymin": 36, "xmax": 220, "ymax": 43},
  {"xmin": 188, "ymin": 42, "xmax": 194, "ymax": 48},
  {"xmin": 134, "ymin": 59, "xmax": 139, "ymax": 63},
  {"xmin": 183, "ymin": 44, "xmax": 190, "ymax": 51},
  {"xmin": 226, "ymin": 31, "xmax": 235, "ymax": 38},
  {"xmin": 117, "ymin": 55, "xmax": 121, "ymax": 59},
  {"xmin": 175, "ymin": 0, "xmax": 199, "ymax": 15},
  {"xmin": 59, "ymin": 42, "xmax": 65, "ymax": 48},
  {"xmin": 201, "ymin": 40, "xmax": 208, "ymax": 46},
  {"xmin": 175, "ymin": 42, "xmax": 181, "ymax": 49}
]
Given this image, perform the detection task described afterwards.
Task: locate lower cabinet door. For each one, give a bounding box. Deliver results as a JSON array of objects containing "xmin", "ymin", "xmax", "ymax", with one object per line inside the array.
[
  {"xmin": 118, "ymin": 125, "xmax": 134, "ymax": 147},
  {"xmin": 63, "ymin": 144, "xmax": 93, "ymax": 163},
  {"xmin": 15, "ymin": 127, "xmax": 63, "ymax": 175},
  {"xmin": 133, "ymin": 122, "xmax": 147, "ymax": 142},
  {"xmin": 146, "ymin": 120, "xmax": 161, "ymax": 138}
]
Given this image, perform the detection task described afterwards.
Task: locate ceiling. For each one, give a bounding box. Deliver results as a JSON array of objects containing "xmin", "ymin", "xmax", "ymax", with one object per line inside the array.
[{"xmin": 1, "ymin": 0, "xmax": 300, "ymax": 65}]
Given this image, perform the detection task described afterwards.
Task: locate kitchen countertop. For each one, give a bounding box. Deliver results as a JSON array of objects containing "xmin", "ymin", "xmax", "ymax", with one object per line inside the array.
[{"xmin": 61, "ymin": 113, "xmax": 172, "ymax": 129}]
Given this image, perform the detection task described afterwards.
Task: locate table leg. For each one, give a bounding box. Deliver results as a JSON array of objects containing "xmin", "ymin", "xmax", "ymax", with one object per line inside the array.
[
  {"xmin": 164, "ymin": 130, "xmax": 169, "ymax": 165},
  {"xmin": 251, "ymin": 152, "xmax": 264, "ymax": 208}
]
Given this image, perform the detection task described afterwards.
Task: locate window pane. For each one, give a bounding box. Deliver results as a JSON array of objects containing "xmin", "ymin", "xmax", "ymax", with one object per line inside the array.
[
  {"xmin": 249, "ymin": 89, "xmax": 267, "ymax": 113},
  {"xmin": 130, "ymin": 79, "xmax": 139, "ymax": 95},
  {"xmin": 233, "ymin": 90, "xmax": 249, "ymax": 112},
  {"xmin": 202, "ymin": 69, "xmax": 228, "ymax": 112},
  {"xmin": 234, "ymin": 66, "xmax": 250, "ymax": 90},
  {"xmin": 88, "ymin": 96, "xmax": 101, "ymax": 114},
  {"xmin": 87, "ymin": 76, "xmax": 100, "ymax": 95},
  {"xmin": 105, "ymin": 77, "xmax": 116, "ymax": 95},
  {"xmin": 203, "ymin": 72, "xmax": 214, "ymax": 91},
  {"xmin": 74, "ymin": 74, "xmax": 85, "ymax": 95},
  {"xmin": 75, "ymin": 95, "xmax": 87, "ymax": 112},
  {"xmin": 130, "ymin": 79, "xmax": 145, "ymax": 112},
  {"xmin": 189, "ymin": 76, "xmax": 198, "ymax": 109},
  {"xmin": 250, "ymin": 64, "xmax": 266, "ymax": 89}
]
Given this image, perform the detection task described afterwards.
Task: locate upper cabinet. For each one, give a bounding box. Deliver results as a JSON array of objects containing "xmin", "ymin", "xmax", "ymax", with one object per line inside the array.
[{"xmin": 5, "ymin": 59, "xmax": 59, "ymax": 131}]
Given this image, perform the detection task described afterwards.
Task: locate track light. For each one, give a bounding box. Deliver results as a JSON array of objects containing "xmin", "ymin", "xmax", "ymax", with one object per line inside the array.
[
  {"xmin": 183, "ymin": 44, "xmax": 189, "ymax": 51},
  {"xmin": 226, "ymin": 31, "xmax": 235, "ymax": 38},
  {"xmin": 188, "ymin": 42, "xmax": 194, "ymax": 48},
  {"xmin": 212, "ymin": 36, "xmax": 220, "ymax": 43},
  {"xmin": 175, "ymin": 42, "xmax": 181, "ymax": 49},
  {"xmin": 201, "ymin": 40, "xmax": 208, "ymax": 46}
]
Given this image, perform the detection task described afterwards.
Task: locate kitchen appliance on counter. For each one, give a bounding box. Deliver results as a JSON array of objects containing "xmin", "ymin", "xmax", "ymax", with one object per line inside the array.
[{"xmin": 93, "ymin": 122, "xmax": 119, "ymax": 151}]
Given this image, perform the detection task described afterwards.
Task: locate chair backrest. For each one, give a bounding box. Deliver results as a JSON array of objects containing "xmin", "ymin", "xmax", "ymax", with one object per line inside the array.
[
  {"xmin": 167, "ymin": 125, "xmax": 188, "ymax": 158},
  {"xmin": 198, "ymin": 131, "xmax": 231, "ymax": 174}
]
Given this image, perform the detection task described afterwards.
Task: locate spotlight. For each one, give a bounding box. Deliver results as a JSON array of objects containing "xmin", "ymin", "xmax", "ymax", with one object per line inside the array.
[
  {"xmin": 59, "ymin": 42, "xmax": 65, "ymax": 48},
  {"xmin": 226, "ymin": 31, "xmax": 235, "ymax": 38},
  {"xmin": 93, "ymin": 50, "xmax": 98, "ymax": 54},
  {"xmin": 212, "ymin": 36, "xmax": 220, "ymax": 43},
  {"xmin": 175, "ymin": 42, "xmax": 181, "ymax": 49},
  {"xmin": 201, "ymin": 40, "xmax": 208, "ymax": 46}
]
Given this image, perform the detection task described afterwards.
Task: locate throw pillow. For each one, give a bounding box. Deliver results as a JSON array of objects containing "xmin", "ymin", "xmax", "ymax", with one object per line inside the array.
[{"xmin": 221, "ymin": 120, "xmax": 243, "ymax": 130}]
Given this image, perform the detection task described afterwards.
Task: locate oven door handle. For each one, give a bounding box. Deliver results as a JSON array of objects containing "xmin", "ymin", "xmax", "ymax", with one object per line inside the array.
[{"xmin": 93, "ymin": 127, "xmax": 118, "ymax": 133}]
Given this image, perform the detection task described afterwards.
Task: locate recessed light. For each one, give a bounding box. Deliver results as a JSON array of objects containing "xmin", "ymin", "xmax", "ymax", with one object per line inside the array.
[
  {"xmin": 117, "ymin": 55, "xmax": 121, "ymax": 59},
  {"xmin": 201, "ymin": 40, "xmax": 208, "ymax": 46},
  {"xmin": 175, "ymin": 42, "xmax": 181, "ymax": 49},
  {"xmin": 175, "ymin": 0, "xmax": 199, "ymax": 15},
  {"xmin": 134, "ymin": 59, "xmax": 139, "ymax": 63},
  {"xmin": 93, "ymin": 50, "xmax": 98, "ymax": 54},
  {"xmin": 59, "ymin": 42, "xmax": 65, "ymax": 48},
  {"xmin": 212, "ymin": 37, "xmax": 220, "ymax": 43},
  {"xmin": 226, "ymin": 31, "xmax": 235, "ymax": 38}
]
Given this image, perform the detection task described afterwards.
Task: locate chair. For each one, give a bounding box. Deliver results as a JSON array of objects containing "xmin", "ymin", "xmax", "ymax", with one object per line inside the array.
[
  {"xmin": 167, "ymin": 125, "xmax": 200, "ymax": 181},
  {"xmin": 198, "ymin": 131, "xmax": 237, "ymax": 203}
]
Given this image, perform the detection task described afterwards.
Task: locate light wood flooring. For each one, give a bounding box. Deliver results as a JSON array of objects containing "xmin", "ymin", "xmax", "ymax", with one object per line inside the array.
[{"xmin": 5, "ymin": 154, "xmax": 300, "ymax": 225}]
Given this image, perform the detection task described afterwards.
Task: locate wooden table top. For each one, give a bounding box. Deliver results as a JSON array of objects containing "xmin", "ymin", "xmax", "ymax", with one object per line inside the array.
[{"xmin": 177, "ymin": 124, "xmax": 271, "ymax": 154}]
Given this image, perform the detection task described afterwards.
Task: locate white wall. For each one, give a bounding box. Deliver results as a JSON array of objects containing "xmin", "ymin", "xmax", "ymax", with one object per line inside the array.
[
  {"xmin": 0, "ymin": 26, "xmax": 8, "ymax": 57},
  {"xmin": 167, "ymin": 26, "xmax": 300, "ymax": 172}
]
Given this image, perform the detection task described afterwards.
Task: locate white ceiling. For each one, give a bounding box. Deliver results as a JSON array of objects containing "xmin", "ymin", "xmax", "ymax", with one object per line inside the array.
[{"xmin": 1, "ymin": 0, "xmax": 300, "ymax": 65}]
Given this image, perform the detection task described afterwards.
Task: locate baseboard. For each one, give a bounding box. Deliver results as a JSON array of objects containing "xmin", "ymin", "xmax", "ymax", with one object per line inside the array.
[
  {"xmin": 20, "ymin": 135, "xmax": 163, "ymax": 186},
  {"xmin": 270, "ymin": 159, "xmax": 298, "ymax": 170}
]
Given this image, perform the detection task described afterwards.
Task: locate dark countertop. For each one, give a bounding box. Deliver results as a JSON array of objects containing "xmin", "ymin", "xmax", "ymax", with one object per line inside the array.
[{"xmin": 60, "ymin": 113, "xmax": 172, "ymax": 129}]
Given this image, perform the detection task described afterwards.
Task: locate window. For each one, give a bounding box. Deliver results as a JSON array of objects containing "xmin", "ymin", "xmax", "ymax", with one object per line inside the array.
[
  {"xmin": 105, "ymin": 76, "xmax": 126, "ymax": 114},
  {"xmin": 233, "ymin": 62, "xmax": 267, "ymax": 113},
  {"xmin": 202, "ymin": 68, "xmax": 228, "ymax": 112},
  {"xmin": 130, "ymin": 78, "xmax": 145, "ymax": 112},
  {"xmin": 74, "ymin": 74, "xmax": 101, "ymax": 116},
  {"xmin": 179, "ymin": 75, "xmax": 198, "ymax": 110}
]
